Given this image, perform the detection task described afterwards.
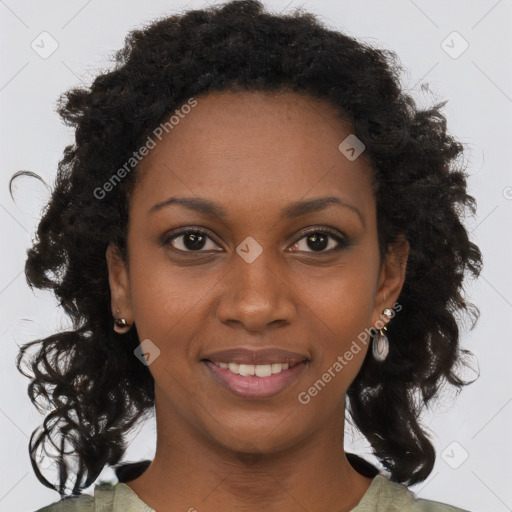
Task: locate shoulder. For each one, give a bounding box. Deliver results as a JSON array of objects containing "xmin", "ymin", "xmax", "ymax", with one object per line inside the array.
[
  {"xmin": 32, "ymin": 482, "xmax": 116, "ymax": 512},
  {"xmin": 374, "ymin": 474, "xmax": 470, "ymax": 512},
  {"xmin": 32, "ymin": 495, "xmax": 94, "ymax": 512}
]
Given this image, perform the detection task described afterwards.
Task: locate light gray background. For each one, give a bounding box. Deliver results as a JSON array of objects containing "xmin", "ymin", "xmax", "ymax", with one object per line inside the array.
[{"xmin": 1, "ymin": 1, "xmax": 511, "ymax": 511}]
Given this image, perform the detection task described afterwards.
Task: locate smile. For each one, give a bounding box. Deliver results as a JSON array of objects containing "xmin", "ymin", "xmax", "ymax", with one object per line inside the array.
[
  {"xmin": 210, "ymin": 361, "xmax": 294, "ymax": 377},
  {"xmin": 203, "ymin": 360, "xmax": 308, "ymax": 399}
]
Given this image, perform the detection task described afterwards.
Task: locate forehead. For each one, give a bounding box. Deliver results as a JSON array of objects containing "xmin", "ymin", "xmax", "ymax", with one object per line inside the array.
[{"xmin": 131, "ymin": 90, "xmax": 375, "ymax": 218}]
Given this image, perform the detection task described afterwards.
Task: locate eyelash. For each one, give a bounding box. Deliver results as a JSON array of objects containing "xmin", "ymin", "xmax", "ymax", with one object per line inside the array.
[{"xmin": 161, "ymin": 227, "xmax": 349, "ymax": 255}]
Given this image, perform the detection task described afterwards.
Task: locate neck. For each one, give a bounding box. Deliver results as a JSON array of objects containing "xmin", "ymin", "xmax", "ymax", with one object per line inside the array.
[{"xmin": 125, "ymin": 391, "xmax": 374, "ymax": 512}]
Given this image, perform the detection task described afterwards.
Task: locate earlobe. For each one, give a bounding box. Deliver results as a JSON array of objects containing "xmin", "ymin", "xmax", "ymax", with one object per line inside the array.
[
  {"xmin": 105, "ymin": 243, "xmax": 133, "ymax": 333},
  {"xmin": 373, "ymin": 235, "xmax": 410, "ymax": 322}
]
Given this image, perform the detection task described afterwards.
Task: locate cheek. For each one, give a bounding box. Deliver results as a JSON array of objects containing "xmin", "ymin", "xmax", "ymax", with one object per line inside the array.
[
  {"xmin": 126, "ymin": 245, "xmax": 226, "ymax": 374},
  {"xmin": 127, "ymin": 236, "xmax": 206, "ymax": 317},
  {"xmin": 295, "ymin": 255, "xmax": 378, "ymax": 328},
  {"xmin": 292, "ymin": 256, "xmax": 378, "ymax": 375}
]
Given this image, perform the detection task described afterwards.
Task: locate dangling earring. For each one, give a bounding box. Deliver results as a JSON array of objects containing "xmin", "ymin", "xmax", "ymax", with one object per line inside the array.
[
  {"xmin": 372, "ymin": 308, "xmax": 393, "ymax": 362},
  {"xmin": 114, "ymin": 308, "xmax": 131, "ymax": 334}
]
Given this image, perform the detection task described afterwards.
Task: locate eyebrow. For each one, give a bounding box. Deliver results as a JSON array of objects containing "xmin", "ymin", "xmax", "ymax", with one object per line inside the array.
[{"xmin": 148, "ymin": 196, "xmax": 365, "ymax": 227}]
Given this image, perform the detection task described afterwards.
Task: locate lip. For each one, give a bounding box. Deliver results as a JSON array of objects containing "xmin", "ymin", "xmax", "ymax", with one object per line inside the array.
[
  {"xmin": 201, "ymin": 347, "xmax": 309, "ymax": 366},
  {"xmin": 203, "ymin": 359, "xmax": 308, "ymax": 399}
]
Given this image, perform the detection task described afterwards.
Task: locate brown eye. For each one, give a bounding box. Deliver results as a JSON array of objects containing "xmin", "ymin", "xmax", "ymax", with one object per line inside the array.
[
  {"xmin": 162, "ymin": 229, "xmax": 221, "ymax": 252},
  {"xmin": 289, "ymin": 228, "xmax": 348, "ymax": 254}
]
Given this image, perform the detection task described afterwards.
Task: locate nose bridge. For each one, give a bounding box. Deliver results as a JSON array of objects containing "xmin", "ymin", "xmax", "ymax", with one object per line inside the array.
[
  {"xmin": 216, "ymin": 238, "xmax": 295, "ymax": 329},
  {"xmin": 236, "ymin": 241, "xmax": 277, "ymax": 289}
]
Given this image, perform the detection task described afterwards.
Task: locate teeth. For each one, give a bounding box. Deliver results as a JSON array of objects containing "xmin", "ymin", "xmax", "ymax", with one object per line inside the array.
[
  {"xmin": 228, "ymin": 362, "xmax": 239, "ymax": 374},
  {"xmin": 214, "ymin": 362, "xmax": 292, "ymax": 376},
  {"xmin": 271, "ymin": 363, "xmax": 285, "ymax": 374}
]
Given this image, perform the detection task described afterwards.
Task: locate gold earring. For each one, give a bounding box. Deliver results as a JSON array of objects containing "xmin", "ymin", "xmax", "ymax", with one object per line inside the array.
[{"xmin": 114, "ymin": 308, "xmax": 131, "ymax": 333}]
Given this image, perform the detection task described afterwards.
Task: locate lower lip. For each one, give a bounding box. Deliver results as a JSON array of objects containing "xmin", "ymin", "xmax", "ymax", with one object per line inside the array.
[{"xmin": 203, "ymin": 360, "xmax": 308, "ymax": 399}]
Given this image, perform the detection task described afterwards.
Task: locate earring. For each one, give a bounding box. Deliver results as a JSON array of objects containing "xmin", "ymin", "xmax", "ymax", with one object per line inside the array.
[
  {"xmin": 372, "ymin": 308, "xmax": 393, "ymax": 362},
  {"xmin": 114, "ymin": 308, "xmax": 131, "ymax": 334}
]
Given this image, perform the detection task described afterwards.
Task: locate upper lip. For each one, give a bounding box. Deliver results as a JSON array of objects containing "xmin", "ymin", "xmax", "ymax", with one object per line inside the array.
[{"xmin": 202, "ymin": 348, "xmax": 309, "ymax": 366}]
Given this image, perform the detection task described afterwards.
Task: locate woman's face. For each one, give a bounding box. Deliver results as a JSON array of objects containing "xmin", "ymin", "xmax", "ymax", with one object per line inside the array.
[{"xmin": 107, "ymin": 90, "xmax": 408, "ymax": 454}]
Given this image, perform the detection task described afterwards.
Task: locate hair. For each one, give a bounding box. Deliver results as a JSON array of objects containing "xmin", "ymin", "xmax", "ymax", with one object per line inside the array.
[{"xmin": 11, "ymin": 0, "xmax": 482, "ymax": 498}]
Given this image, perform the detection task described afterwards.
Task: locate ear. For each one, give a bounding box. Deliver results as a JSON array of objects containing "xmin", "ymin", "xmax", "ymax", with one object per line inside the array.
[
  {"xmin": 371, "ymin": 235, "xmax": 409, "ymax": 329},
  {"xmin": 105, "ymin": 243, "xmax": 133, "ymax": 326}
]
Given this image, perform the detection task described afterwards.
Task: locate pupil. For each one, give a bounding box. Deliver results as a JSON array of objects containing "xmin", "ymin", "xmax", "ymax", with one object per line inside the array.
[
  {"xmin": 185, "ymin": 232, "xmax": 206, "ymax": 250},
  {"xmin": 308, "ymin": 233, "xmax": 327, "ymax": 251}
]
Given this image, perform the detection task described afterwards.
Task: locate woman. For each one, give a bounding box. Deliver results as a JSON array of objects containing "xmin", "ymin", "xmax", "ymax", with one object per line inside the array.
[{"xmin": 13, "ymin": 0, "xmax": 482, "ymax": 510}]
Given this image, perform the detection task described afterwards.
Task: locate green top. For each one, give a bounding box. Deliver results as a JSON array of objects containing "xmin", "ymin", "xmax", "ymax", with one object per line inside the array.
[{"xmin": 33, "ymin": 474, "xmax": 470, "ymax": 511}]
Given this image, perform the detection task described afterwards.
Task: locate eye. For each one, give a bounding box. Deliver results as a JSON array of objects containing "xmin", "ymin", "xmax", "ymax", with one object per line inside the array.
[
  {"xmin": 289, "ymin": 227, "xmax": 348, "ymax": 254},
  {"xmin": 162, "ymin": 227, "xmax": 348, "ymax": 254},
  {"xmin": 162, "ymin": 229, "xmax": 221, "ymax": 252}
]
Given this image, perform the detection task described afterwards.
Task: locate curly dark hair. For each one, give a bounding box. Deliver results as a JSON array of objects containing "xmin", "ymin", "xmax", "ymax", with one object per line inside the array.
[{"xmin": 11, "ymin": 0, "xmax": 482, "ymax": 498}]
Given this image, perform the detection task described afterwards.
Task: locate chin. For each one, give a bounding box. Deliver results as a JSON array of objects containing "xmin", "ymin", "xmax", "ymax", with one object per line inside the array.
[{"xmin": 204, "ymin": 419, "xmax": 308, "ymax": 458}]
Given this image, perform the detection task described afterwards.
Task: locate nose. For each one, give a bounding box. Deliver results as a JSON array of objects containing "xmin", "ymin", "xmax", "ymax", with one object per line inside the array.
[{"xmin": 215, "ymin": 248, "xmax": 296, "ymax": 332}]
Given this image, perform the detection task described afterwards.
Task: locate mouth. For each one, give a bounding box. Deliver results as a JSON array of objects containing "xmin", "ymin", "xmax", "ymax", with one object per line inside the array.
[{"xmin": 201, "ymin": 358, "xmax": 308, "ymax": 399}]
